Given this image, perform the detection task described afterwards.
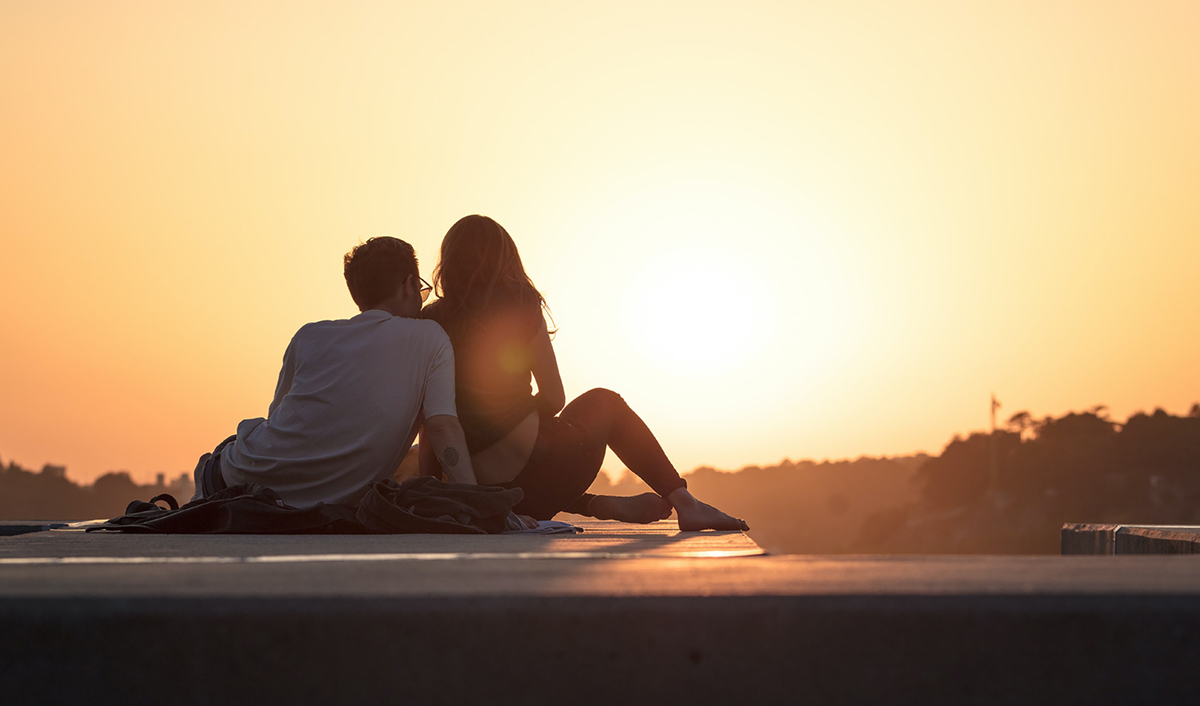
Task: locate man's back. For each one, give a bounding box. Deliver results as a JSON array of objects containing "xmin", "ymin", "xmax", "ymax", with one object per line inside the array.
[{"xmin": 220, "ymin": 310, "xmax": 456, "ymax": 508}]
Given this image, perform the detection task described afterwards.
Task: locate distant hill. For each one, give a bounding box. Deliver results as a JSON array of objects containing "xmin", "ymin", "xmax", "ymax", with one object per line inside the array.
[{"xmin": 569, "ymin": 456, "xmax": 925, "ymax": 554}]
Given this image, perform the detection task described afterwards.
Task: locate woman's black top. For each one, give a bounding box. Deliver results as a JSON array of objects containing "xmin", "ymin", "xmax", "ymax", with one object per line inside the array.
[{"xmin": 420, "ymin": 292, "xmax": 544, "ymax": 453}]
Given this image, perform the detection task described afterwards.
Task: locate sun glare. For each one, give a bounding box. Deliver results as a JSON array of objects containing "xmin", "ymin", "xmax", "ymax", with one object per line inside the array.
[
  {"xmin": 624, "ymin": 246, "xmax": 772, "ymax": 374},
  {"xmin": 568, "ymin": 173, "xmax": 857, "ymax": 384}
]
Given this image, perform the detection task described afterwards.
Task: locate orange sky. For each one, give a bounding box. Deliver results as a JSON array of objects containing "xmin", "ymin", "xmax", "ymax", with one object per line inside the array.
[{"xmin": 2, "ymin": 1, "xmax": 1199, "ymax": 484}]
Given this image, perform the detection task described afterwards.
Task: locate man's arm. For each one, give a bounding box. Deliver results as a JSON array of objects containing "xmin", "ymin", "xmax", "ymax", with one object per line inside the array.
[
  {"xmin": 419, "ymin": 326, "xmax": 475, "ymax": 482},
  {"xmin": 417, "ymin": 426, "xmax": 440, "ymax": 478},
  {"xmin": 423, "ymin": 414, "xmax": 477, "ymax": 485}
]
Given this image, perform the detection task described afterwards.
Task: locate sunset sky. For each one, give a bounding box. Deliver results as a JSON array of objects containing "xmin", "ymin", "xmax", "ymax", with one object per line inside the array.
[{"xmin": 2, "ymin": 1, "xmax": 1198, "ymax": 484}]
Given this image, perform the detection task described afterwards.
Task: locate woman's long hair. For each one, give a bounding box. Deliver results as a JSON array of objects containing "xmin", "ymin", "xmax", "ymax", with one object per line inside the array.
[{"xmin": 432, "ymin": 215, "xmax": 553, "ymax": 330}]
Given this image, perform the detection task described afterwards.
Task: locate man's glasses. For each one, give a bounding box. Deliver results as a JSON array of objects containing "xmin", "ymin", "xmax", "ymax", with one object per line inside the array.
[{"xmin": 419, "ymin": 276, "xmax": 433, "ymax": 302}]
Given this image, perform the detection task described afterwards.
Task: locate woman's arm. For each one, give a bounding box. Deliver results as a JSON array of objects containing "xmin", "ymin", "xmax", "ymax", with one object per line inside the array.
[{"xmin": 530, "ymin": 325, "xmax": 565, "ymax": 417}]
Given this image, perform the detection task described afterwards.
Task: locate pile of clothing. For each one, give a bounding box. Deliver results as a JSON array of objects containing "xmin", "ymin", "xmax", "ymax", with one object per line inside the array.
[{"xmin": 87, "ymin": 476, "xmax": 532, "ymax": 535}]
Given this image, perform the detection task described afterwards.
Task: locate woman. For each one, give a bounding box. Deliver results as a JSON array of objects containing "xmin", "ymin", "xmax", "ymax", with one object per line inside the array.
[{"xmin": 419, "ymin": 215, "xmax": 748, "ymax": 531}]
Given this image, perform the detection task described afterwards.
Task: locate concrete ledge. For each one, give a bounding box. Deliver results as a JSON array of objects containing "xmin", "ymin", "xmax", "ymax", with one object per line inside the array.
[
  {"xmin": 1061, "ymin": 523, "xmax": 1118, "ymax": 555},
  {"xmin": 1063, "ymin": 524, "xmax": 1200, "ymax": 555},
  {"xmin": 0, "ymin": 521, "xmax": 68, "ymax": 536},
  {"xmin": 5, "ymin": 594, "xmax": 1200, "ymax": 705}
]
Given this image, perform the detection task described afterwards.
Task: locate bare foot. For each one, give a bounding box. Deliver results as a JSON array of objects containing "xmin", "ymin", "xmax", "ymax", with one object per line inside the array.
[
  {"xmin": 588, "ymin": 493, "xmax": 674, "ymax": 524},
  {"xmin": 667, "ymin": 488, "xmax": 749, "ymax": 532}
]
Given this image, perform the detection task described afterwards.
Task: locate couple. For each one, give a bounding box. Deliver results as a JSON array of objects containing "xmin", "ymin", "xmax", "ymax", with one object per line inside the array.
[{"xmin": 193, "ymin": 215, "xmax": 747, "ymax": 532}]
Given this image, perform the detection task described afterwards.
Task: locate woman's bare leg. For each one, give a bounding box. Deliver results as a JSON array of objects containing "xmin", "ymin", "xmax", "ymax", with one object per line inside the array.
[
  {"xmin": 586, "ymin": 493, "xmax": 673, "ymax": 524},
  {"xmin": 559, "ymin": 389, "xmax": 748, "ymax": 530}
]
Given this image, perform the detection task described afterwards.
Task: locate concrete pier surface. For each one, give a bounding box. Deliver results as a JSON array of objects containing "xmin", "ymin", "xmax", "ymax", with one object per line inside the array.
[{"xmin": 6, "ymin": 521, "xmax": 1200, "ymax": 705}]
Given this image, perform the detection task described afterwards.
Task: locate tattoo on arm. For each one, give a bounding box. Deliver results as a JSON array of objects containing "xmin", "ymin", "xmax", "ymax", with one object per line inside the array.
[{"xmin": 443, "ymin": 447, "xmax": 460, "ymax": 467}]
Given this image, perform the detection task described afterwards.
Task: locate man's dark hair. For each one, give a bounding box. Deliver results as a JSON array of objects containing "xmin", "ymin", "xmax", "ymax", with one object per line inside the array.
[{"xmin": 343, "ymin": 237, "xmax": 420, "ymax": 311}]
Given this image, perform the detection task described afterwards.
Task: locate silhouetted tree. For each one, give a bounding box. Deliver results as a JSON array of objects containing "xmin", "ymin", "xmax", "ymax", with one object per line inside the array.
[{"xmin": 860, "ymin": 404, "xmax": 1200, "ymax": 553}]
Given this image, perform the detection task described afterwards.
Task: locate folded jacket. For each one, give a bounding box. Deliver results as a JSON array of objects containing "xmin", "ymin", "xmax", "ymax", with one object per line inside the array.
[{"xmin": 355, "ymin": 476, "xmax": 524, "ymax": 535}]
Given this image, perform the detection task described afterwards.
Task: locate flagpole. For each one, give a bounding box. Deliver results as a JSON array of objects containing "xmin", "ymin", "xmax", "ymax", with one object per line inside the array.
[{"xmin": 989, "ymin": 394, "xmax": 1000, "ymax": 503}]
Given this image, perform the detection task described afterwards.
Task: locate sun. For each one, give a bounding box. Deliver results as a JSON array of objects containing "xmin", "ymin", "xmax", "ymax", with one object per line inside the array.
[
  {"xmin": 569, "ymin": 171, "xmax": 856, "ymax": 390},
  {"xmin": 622, "ymin": 246, "xmax": 774, "ymax": 375}
]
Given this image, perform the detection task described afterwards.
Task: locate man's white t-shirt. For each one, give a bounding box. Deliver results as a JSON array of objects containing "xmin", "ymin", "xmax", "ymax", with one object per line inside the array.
[{"xmin": 219, "ymin": 309, "xmax": 456, "ymax": 508}]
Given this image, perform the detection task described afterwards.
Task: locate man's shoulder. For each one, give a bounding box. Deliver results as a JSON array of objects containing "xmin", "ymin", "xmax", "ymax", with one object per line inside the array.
[
  {"xmin": 288, "ymin": 316, "xmax": 354, "ymax": 343},
  {"xmin": 291, "ymin": 312, "xmax": 448, "ymax": 346},
  {"xmin": 369, "ymin": 315, "xmax": 451, "ymax": 350},
  {"xmin": 295, "ymin": 311, "xmax": 370, "ymax": 330},
  {"xmin": 293, "ymin": 318, "xmax": 338, "ymax": 334}
]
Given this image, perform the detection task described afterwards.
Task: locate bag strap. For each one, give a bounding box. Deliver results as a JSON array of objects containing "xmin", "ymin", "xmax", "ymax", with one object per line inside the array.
[{"xmin": 149, "ymin": 493, "xmax": 180, "ymax": 511}]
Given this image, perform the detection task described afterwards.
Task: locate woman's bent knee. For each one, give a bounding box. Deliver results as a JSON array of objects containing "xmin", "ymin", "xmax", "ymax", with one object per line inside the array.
[{"xmin": 578, "ymin": 387, "xmax": 623, "ymax": 409}]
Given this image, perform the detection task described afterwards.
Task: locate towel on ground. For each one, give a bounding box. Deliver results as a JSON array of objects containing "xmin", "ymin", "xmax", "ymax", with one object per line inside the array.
[{"xmin": 504, "ymin": 520, "xmax": 584, "ymax": 534}]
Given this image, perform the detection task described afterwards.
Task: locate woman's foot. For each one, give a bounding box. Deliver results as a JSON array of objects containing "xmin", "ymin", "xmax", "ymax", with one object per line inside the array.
[
  {"xmin": 588, "ymin": 493, "xmax": 674, "ymax": 524},
  {"xmin": 667, "ymin": 488, "xmax": 750, "ymax": 532}
]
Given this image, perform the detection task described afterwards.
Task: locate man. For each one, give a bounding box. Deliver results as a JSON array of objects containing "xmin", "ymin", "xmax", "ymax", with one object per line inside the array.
[{"xmin": 192, "ymin": 236, "xmax": 476, "ymax": 507}]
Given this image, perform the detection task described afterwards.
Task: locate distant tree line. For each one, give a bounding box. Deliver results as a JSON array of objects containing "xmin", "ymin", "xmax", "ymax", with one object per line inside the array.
[
  {"xmin": 6, "ymin": 404, "xmax": 1200, "ymax": 553},
  {"xmin": 857, "ymin": 405, "xmax": 1200, "ymax": 554},
  {"xmin": 0, "ymin": 461, "xmax": 192, "ymax": 521}
]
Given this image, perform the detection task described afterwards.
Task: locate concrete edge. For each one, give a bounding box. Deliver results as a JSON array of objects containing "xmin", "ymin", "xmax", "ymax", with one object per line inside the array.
[{"xmin": 5, "ymin": 593, "xmax": 1200, "ymax": 705}]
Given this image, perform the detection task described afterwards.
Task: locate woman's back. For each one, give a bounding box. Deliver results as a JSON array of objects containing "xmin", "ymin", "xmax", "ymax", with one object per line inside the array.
[{"xmin": 421, "ymin": 291, "xmax": 544, "ymax": 453}]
